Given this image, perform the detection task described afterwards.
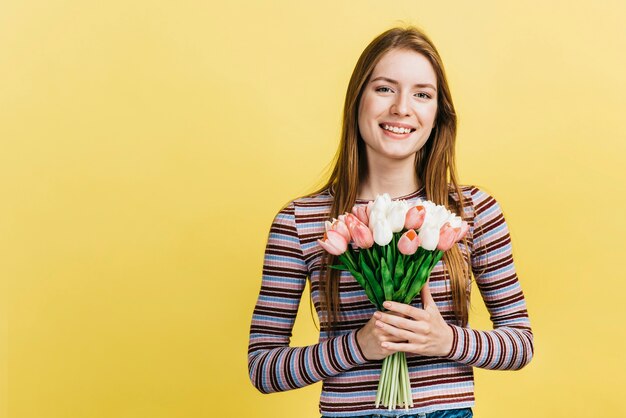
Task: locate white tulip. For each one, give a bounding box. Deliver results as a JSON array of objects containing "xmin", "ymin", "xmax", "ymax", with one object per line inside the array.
[
  {"xmin": 387, "ymin": 200, "xmax": 410, "ymax": 233},
  {"xmin": 372, "ymin": 218, "xmax": 393, "ymax": 246},
  {"xmin": 418, "ymin": 224, "xmax": 440, "ymax": 251},
  {"xmin": 370, "ymin": 193, "xmax": 391, "ymax": 216},
  {"xmin": 368, "ymin": 209, "xmax": 385, "ymax": 230},
  {"xmin": 368, "ymin": 194, "xmax": 390, "ymax": 230}
]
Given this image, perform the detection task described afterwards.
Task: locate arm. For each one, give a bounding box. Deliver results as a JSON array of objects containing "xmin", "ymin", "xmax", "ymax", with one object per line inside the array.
[
  {"xmin": 247, "ymin": 201, "xmax": 368, "ymax": 394},
  {"xmin": 443, "ymin": 187, "xmax": 534, "ymax": 370}
]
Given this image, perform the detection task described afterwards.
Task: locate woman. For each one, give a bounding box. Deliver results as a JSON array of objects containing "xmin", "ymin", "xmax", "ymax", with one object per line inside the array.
[{"xmin": 248, "ymin": 26, "xmax": 534, "ymax": 418}]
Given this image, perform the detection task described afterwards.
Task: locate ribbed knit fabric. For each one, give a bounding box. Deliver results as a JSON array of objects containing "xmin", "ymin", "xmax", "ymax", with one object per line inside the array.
[{"xmin": 248, "ymin": 185, "xmax": 533, "ymax": 416}]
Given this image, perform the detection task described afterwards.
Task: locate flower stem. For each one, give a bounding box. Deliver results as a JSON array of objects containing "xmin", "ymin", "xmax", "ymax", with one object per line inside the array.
[
  {"xmin": 388, "ymin": 352, "xmax": 400, "ymax": 410},
  {"xmin": 375, "ymin": 356, "xmax": 387, "ymax": 407}
]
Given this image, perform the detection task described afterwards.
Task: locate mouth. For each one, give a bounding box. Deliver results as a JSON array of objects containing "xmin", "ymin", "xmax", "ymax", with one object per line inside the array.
[{"xmin": 379, "ymin": 123, "xmax": 416, "ymax": 138}]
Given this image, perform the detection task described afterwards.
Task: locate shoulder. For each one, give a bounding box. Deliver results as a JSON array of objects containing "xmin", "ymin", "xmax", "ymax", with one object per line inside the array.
[
  {"xmin": 284, "ymin": 187, "xmax": 333, "ymax": 213},
  {"xmin": 453, "ymin": 185, "xmax": 502, "ymax": 213},
  {"xmin": 273, "ymin": 187, "xmax": 334, "ymax": 224},
  {"xmin": 293, "ymin": 187, "xmax": 334, "ymax": 207}
]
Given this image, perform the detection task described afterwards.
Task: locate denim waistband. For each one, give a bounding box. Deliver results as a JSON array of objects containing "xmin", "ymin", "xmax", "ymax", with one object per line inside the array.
[{"xmin": 322, "ymin": 407, "xmax": 473, "ymax": 418}]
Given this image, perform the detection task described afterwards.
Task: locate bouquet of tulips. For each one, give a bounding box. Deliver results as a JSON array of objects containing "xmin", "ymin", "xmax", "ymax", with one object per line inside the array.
[{"xmin": 317, "ymin": 193, "xmax": 469, "ymax": 410}]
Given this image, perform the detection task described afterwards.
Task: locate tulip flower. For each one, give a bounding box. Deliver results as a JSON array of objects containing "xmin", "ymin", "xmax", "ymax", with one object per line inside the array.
[
  {"xmin": 426, "ymin": 203, "xmax": 452, "ymax": 230},
  {"xmin": 437, "ymin": 222, "xmax": 458, "ymax": 251},
  {"xmin": 387, "ymin": 200, "xmax": 410, "ymax": 233},
  {"xmin": 351, "ymin": 205, "xmax": 369, "ymax": 225},
  {"xmin": 397, "ymin": 229, "xmax": 420, "ymax": 255},
  {"xmin": 344, "ymin": 213, "xmax": 374, "ymax": 249},
  {"xmin": 316, "ymin": 194, "xmax": 475, "ymax": 411},
  {"xmin": 325, "ymin": 217, "xmax": 351, "ymax": 243},
  {"xmin": 456, "ymin": 221, "xmax": 470, "ymax": 241},
  {"xmin": 404, "ymin": 205, "xmax": 426, "ymax": 230},
  {"xmin": 371, "ymin": 217, "xmax": 393, "ymax": 246},
  {"xmin": 369, "ymin": 193, "xmax": 392, "ymax": 222},
  {"xmin": 317, "ymin": 230, "xmax": 348, "ymax": 255},
  {"xmin": 418, "ymin": 224, "xmax": 440, "ymax": 251}
]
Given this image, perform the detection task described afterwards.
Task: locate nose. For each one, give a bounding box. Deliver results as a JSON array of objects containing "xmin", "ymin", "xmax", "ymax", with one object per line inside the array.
[{"xmin": 391, "ymin": 91, "xmax": 410, "ymax": 116}]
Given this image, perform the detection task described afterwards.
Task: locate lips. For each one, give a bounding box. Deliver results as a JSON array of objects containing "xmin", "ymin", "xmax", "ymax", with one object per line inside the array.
[
  {"xmin": 379, "ymin": 124, "xmax": 416, "ymax": 139},
  {"xmin": 379, "ymin": 122, "xmax": 416, "ymax": 129},
  {"xmin": 379, "ymin": 123, "xmax": 416, "ymax": 134}
]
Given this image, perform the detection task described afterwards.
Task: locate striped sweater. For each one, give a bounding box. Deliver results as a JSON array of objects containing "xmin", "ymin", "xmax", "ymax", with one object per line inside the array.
[{"xmin": 248, "ymin": 185, "xmax": 533, "ymax": 416}]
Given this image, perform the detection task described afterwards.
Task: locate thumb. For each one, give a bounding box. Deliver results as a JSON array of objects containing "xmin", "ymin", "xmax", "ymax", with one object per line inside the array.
[{"xmin": 420, "ymin": 281, "xmax": 436, "ymax": 310}]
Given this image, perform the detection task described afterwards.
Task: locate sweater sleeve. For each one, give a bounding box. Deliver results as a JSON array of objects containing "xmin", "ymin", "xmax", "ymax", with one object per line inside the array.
[
  {"xmin": 443, "ymin": 188, "xmax": 534, "ymax": 370},
  {"xmin": 247, "ymin": 201, "xmax": 368, "ymax": 394}
]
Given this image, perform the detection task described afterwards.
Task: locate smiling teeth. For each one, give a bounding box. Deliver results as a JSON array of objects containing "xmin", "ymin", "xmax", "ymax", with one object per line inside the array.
[{"xmin": 383, "ymin": 124, "xmax": 412, "ymax": 134}]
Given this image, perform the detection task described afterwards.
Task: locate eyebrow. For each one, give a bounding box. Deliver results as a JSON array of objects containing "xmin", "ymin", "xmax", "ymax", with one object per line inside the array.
[{"xmin": 370, "ymin": 76, "xmax": 437, "ymax": 91}]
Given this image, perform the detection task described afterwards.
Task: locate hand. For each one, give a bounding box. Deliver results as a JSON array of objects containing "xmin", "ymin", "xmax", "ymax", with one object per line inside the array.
[
  {"xmin": 373, "ymin": 281, "xmax": 454, "ymax": 358},
  {"xmin": 356, "ymin": 311, "xmax": 408, "ymax": 361}
]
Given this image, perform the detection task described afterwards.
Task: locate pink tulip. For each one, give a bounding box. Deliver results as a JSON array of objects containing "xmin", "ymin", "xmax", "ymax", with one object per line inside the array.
[
  {"xmin": 405, "ymin": 205, "xmax": 426, "ymax": 230},
  {"xmin": 351, "ymin": 205, "xmax": 369, "ymax": 225},
  {"xmin": 325, "ymin": 218, "xmax": 351, "ymax": 243},
  {"xmin": 397, "ymin": 229, "xmax": 420, "ymax": 255},
  {"xmin": 344, "ymin": 213, "xmax": 374, "ymax": 249},
  {"xmin": 456, "ymin": 221, "xmax": 470, "ymax": 241},
  {"xmin": 437, "ymin": 222, "xmax": 458, "ymax": 251},
  {"xmin": 317, "ymin": 230, "xmax": 348, "ymax": 255},
  {"xmin": 343, "ymin": 213, "xmax": 359, "ymax": 228}
]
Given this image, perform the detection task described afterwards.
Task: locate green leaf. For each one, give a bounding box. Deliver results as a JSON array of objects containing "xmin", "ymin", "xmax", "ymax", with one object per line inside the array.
[
  {"xmin": 373, "ymin": 245, "xmax": 381, "ymax": 264},
  {"xmin": 393, "ymin": 254, "xmax": 405, "ymax": 289},
  {"xmin": 403, "ymin": 252, "xmax": 434, "ymax": 304},
  {"xmin": 328, "ymin": 264, "xmax": 350, "ymax": 271},
  {"xmin": 360, "ymin": 252, "xmax": 385, "ymax": 307},
  {"xmin": 430, "ymin": 250, "xmax": 444, "ymax": 269},
  {"xmin": 392, "ymin": 261, "xmax": 414, "ymax": 300},
  {"xmin": 366, "ymin": 247, "xmax": 379, "ymax": 270},
  {"xmin": 369, "ymin": 281, "xmax": 385, "ymax": 309},
  {"xmin": 339, "ymin": 252, "xmax": 358, "ymax": 272},
  {"xmin": 360, "ymin": 252, "xmax": 375, "ymax": 282},
  {"xmin": 350, "ymin": 271, "xmax": 381, "ymax": 309},
  {"xmin": 364, "ymin": 282, "xmax": 382, "ymax": 310},
  {"xmin": 380, "ymin": 258, "xmax": 394, "ymax": 302},
  {"xmin": 386, "ymin": 240, "xmax": 394, "ymax": 281},
  {"xmin": 350, "ymin": 270, "xmax": 367, "ymax": 289}
]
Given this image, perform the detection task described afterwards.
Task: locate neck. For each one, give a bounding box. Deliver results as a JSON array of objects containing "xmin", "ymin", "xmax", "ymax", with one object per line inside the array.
[{"xmin": 357, "ymin": 153, "xmax": 421, "ymax": 200}]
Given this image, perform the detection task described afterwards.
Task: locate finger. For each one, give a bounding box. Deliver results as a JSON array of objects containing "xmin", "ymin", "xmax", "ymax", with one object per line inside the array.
[
  {"xmin": 378, "ymin": 331, "xmax": 409, "ymax": 343},
  {"xmin": 420, "ymin": 281, "xmax": 436, "ymax": 310},
  {"xmin": 381, "ymin": 341, "xmax": 419, "ymax": 353},
  {"xmin": 383, "ymin": 301, "xmax": 430, "ymax": 321},
  {"xmin": 376, "ymin": 319, "xmax": 420, "ymax": 342},
  {"xmin": 377, "ymin": 311, "xmax": 426, "ymax": 333}
]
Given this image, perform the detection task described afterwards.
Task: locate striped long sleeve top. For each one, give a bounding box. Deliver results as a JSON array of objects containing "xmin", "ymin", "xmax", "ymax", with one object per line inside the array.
[{"xmin": 248, "ymin": 185, "xmax": 534, "ymax": 416}]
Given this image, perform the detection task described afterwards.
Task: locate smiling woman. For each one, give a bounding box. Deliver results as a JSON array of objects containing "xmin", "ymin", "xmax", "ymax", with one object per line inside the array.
[
  {"xmin": 248, "ymin": 25, "xmax": 533, "ymax": 418},
  {"xmin": 357, "ymin": 49, "xmax": 438, "ymax": 196}
]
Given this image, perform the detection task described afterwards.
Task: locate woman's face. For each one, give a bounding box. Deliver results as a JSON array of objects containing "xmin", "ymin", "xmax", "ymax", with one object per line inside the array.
[{"xmin": 357, "ymin": 48, "xmax": 438, "ymax": 163}]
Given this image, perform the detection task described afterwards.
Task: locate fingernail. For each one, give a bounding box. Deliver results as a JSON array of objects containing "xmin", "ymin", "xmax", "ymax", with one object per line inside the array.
[
  {"xmin": 383, "ymin": 301, "xmax": 391, "ymax": 308},
  {"xmin": 374, "ymin": 312, "xmax": 381, "ymax": 319}
]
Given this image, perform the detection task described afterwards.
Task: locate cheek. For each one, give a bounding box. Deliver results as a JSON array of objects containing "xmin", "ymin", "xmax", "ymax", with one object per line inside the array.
[
  {"xmin": 359, "ymin": 94, "xmax": 385, "ymax": 119},
  {"xmin": 358, "ymin": 98, "xmax": 376, "ymax": 134},
  {"xmin": 420, "ymin": 104, "xmax": 438, "ymax": 124}
]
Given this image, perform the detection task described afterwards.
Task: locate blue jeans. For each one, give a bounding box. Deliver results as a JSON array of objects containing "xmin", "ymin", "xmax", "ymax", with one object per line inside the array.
[{"xmin": 322, "ymin": 407, "xmax": 473, "ymax": 418}]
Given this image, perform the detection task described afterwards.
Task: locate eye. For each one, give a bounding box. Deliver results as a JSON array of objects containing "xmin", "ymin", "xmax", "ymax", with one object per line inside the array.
[
  {"xmin": 415, "ymin": 92, "xmax": 432, "ymax": 99},
  {"xmin": 375, "ymin": 86, "xmax": 393, "ymax": 93}
]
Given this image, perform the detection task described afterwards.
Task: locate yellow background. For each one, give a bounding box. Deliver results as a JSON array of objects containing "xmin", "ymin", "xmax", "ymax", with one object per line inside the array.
[{"xmin": 1, "ymin": 1, "xmax": 625, "ymax": 417}]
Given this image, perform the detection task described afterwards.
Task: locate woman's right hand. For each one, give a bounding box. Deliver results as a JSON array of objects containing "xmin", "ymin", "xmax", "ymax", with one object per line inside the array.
[{"xmin": 356, "ymin": 311, "xmax": 407, "ymax": 361}]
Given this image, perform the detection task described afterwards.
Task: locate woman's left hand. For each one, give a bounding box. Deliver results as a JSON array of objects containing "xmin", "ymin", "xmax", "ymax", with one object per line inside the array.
[{"xmin": 374, "ymin": 281, "xmax": 454, "ymax": 358}]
